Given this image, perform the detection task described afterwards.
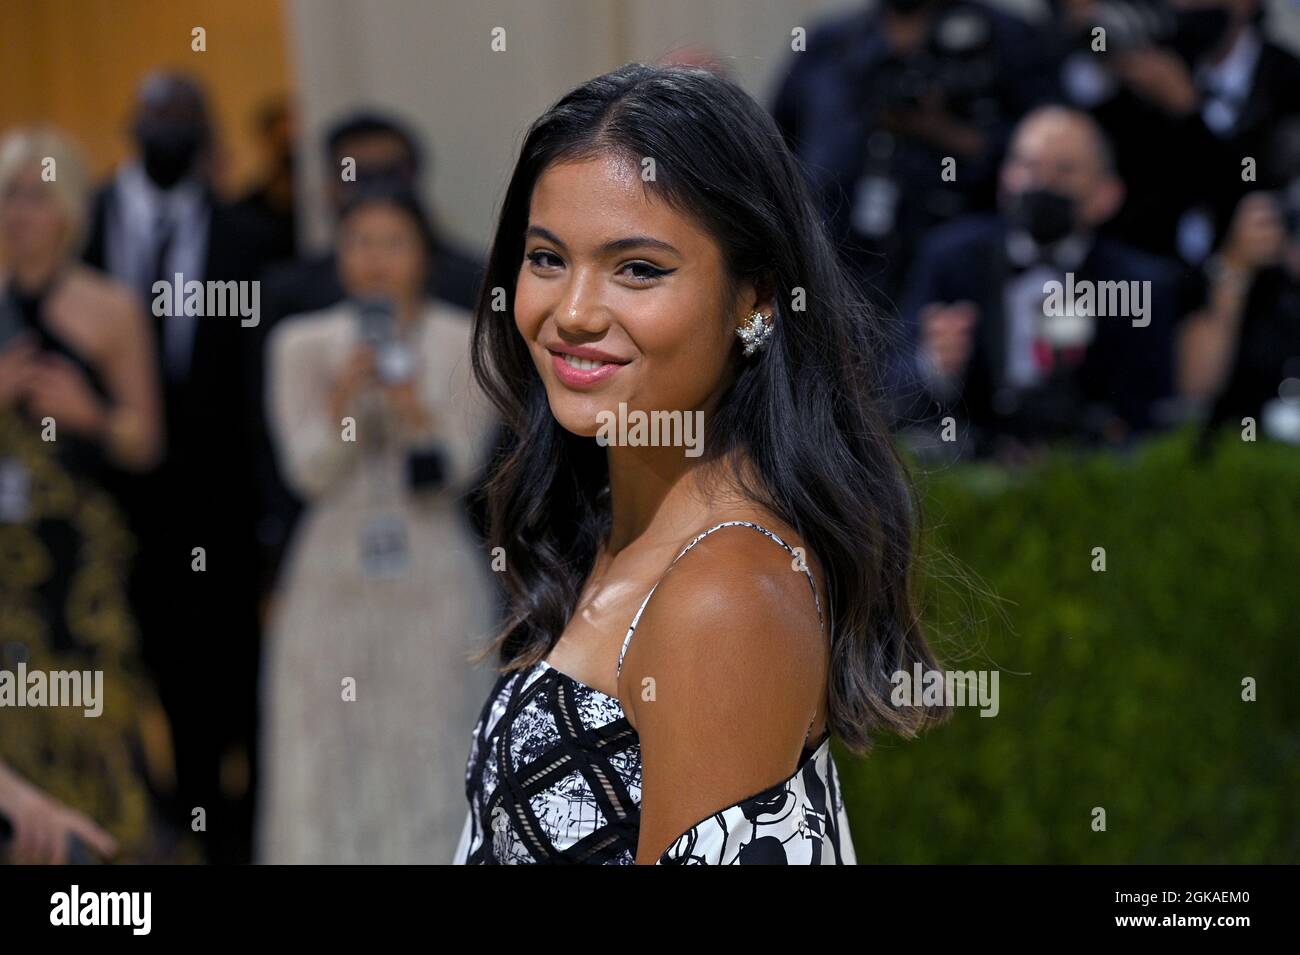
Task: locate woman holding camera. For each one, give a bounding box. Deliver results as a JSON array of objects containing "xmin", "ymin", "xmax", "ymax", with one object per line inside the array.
[{"xmin": 257, "ymin": 181, "xmax": 497, "ymax": 863}]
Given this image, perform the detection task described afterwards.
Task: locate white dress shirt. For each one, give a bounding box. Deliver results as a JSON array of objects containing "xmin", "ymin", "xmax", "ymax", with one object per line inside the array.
[{"xmin": 105, "ymin": 162, "xmax": 210, "ymax": 381}]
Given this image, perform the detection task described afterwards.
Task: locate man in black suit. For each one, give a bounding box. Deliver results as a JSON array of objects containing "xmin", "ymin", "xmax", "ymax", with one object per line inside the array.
[
  {"xmin": 83, "ymin": 72, "xmax": 266, "ymax": 863},
  {"xmin": 891, "ymin": 106, "xmax": 1189, "ymax": 458}
]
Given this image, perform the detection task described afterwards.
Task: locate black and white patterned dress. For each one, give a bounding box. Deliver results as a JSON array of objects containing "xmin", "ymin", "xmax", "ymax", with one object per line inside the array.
[{"xmin": 454, "ymin": 521, "xmax": 856, "ymax": 864}]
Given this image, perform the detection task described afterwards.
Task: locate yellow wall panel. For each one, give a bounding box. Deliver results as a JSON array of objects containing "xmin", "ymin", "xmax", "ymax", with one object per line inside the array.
[{"xmin": 0, "ymin": 0, "xmax": 292, "ymax": 194}]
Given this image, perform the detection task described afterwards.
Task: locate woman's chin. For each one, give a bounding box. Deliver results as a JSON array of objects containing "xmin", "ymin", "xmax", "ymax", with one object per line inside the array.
[
  {"xmin": 546, "ymin": 392, "xmax": 620, "ymax": 440},
  {"xmin": 558, "ymin": 423, "xmax": 601, "ymax": 440}
]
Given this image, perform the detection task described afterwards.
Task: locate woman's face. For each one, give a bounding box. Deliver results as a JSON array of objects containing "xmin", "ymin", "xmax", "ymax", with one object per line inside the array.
[
  {"xmin": 0, "ymin": 165, "xmax": 70, "ymax": 265},
  {"xmin": 514, "ymin": 153, "xmax": 759, "ymax": 439},
  {"xmin": 337, "ymin": 203, "xmax": 427, "ymax": 304}
]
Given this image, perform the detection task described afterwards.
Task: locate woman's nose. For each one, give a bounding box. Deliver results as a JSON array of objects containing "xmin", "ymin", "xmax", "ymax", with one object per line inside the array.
[{"xmin": 552, "ymin": 269, "xmax": 609, "ymax": 336}]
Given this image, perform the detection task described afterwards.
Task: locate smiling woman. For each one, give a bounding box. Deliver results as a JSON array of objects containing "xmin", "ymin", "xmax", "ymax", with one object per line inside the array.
[{"xmin": 456, "ymin": 63, "xmax": 950, "ymax": 865}]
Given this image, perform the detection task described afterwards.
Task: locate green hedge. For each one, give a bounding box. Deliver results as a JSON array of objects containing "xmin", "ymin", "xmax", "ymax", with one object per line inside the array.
[{"xmin": 834, "ymin": 430, "xmax": 1300, "ymax": 863}]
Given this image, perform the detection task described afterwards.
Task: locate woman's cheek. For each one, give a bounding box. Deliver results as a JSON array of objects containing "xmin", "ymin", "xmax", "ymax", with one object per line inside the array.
[
  {"xmin": 639, "ymin": 301, "xmax": 709, "ymax": 368},
  {"xmin": 513, "ymin": 276, "xmax": 547, "ymax": 341}
]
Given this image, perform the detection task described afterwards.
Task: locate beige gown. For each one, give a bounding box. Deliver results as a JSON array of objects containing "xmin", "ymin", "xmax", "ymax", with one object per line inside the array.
[{"xmin": 256, "ymin": 301, "xmax": 498, "ymax": 863}]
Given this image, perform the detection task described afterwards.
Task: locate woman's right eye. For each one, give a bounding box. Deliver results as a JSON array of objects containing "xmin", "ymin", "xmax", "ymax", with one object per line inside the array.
[{"xmin": 526, "ymin": 250, "xmax": 563, "ymax": 270}]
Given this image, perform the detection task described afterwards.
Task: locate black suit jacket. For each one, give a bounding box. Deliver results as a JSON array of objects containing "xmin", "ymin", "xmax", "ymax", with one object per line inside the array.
[
  {"xmin": 1092, "ymin": 39, "xmax": 1300, "ymax": 260},
  {"xmin": 83, "ymin": 180, "xmax": 268, "ymax": 515},
  {"xmin": 83, "ymin": 179, "xmax": 267, "ymax": 683},
  {"xmin": 893, "ymin": 215, "xmax": 1188, "ymax": 445}
]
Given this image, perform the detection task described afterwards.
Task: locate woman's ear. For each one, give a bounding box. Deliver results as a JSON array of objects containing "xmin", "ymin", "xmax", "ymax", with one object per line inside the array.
[{"xmin": 735, "ymin": 273, "xmax": 778, "ymax": 322}]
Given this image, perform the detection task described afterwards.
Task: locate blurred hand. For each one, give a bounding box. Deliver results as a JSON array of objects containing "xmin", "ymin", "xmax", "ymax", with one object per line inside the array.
[
  {"xmin": 381, "ymin": 378, "xmax": 435, "ymax": 434},
  {"xmin": 23, "ymin": 352, "xmax": 108, "ymax": 436},
  {"xmin": 0, "ymin": 335, "xmax": 39, "ymax": 409},
  {"xmin": 0, "ymin": 770, "xmax": 117, "ymax": 864},
  {"xmin": 330, "ymin": 344, "xmax": 377, "ymax": 420},
  {"xmin": 1221, "ymin": 192, "xmax": 1286, "ymax": 273},
  {"xmin": 1112, "ymin": 48, "xmax": 1198, "ymax": 117},
  {"xmin": 920, "ymin": 301, "xmax": 978, "ymax": 379},
  {"xmin": 885, "ymin": 91, "xmax": 987, "ymax": 159}
]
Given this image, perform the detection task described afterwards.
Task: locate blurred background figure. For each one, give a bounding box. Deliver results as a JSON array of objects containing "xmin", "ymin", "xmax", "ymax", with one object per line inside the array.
[
  {"xmin": 1180, "ymin": 117, "xmax": 1300, "ymax": 443},
  {"xmin": 0, "ymin": 127, "xmax": 187, "ymax": 862},
  {"xmin": 231, "ymin": 97, "xmax": 300, "ymax": 268},
  {"xmin": 84, "ymin": 72, "xmax": 274, "ymax": 302},
  {"xmin": 0, "ymin": 760, "xmax": 117, "ymax": 864},
  {"xmin": 772, "ymin": 0, "xmax": 1052, "ymax": 306},
  {"xmin": 891, "ymin": 106, "xmax": 1188, "ymax": 460},
  {"xmin": 256, "ymin": 181, "xmax": 496, "ymax": 863},
  {"xmin": 255, "ymin": 111, "xmax": 487, "ymax": 595},
  {"xmin": 81, "ymin": 71, "xmax": 269, "ymax": 863},
  {"xmin": 261, "ymin": 111, "xmax": 481, "ymax": 323},
  {"xmin": 1043, "ymin": 0, "xmax": 1300, "ymax": 266}
]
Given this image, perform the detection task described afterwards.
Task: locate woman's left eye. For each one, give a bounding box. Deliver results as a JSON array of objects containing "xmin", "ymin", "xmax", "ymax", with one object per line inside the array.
[{"xmin": 620, "ymin": 261, "xmax": 673, "ymax": 284}]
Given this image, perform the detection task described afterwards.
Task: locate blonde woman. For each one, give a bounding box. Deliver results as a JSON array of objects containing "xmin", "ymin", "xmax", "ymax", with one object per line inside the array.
[{"xmin": 0, "ymin": 129, "xmax": 180, "ymax": 862}]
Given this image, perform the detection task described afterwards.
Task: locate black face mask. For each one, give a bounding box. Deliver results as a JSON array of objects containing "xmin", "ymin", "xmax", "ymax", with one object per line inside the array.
[
  {"xmin": 1171, "ymin": 6, "xmax": 1233, "ymax": 62},
  {"xmin": 1007, "ymin": 187, "xmax": 1078, "ymax": 246},
  {"xmin": 354, "ymin": 160, "xmax": 414, "ymax": 187},
  {"xmin": 138, "ymin": 126, "xmax": 204, "ymax": 189}
]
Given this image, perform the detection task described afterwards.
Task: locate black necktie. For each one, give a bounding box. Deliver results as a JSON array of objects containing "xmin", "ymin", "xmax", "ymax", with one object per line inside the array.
[{"xmin": 150, "ymin": 216, "xmax": 175, "ymax": 381}]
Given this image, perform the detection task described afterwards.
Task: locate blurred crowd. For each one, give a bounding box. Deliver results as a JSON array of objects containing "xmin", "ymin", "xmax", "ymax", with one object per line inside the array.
[
  {"xmin": 777, "ymin": 0, "xmax": 1300, "ymax": 459},
  {"xmin": 1, "ymin": 0, "xmax": 1297, "ymax": 864}
]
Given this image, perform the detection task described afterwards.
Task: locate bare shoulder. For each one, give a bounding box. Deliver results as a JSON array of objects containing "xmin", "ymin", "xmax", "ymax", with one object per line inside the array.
[
  {"xmin": 67, "ymin": 265, "xmax": 138, "ymax": 312},
  {"xmin": 620, "ymin": 515, "xmax": 831, "ymax": 860},
  {"xmin": 67, "ymin": 265, "xmax": 144, "ymax": 319},
  {"xmin": 618, "ymin": 516, "xmax": 826, "ymax": 734},
  {"xmin": 56, "ymin": 267, "xmax": 146, "ymax": 350}
]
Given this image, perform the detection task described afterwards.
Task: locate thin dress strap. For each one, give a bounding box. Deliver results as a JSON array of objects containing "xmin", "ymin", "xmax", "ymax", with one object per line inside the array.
[{"xmin": 616, "ymin": 520, "xmax": 825, "ymax": 678}]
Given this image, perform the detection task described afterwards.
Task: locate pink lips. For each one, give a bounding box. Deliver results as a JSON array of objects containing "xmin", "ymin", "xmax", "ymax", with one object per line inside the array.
[{"xmin": 548, "ymin": 348, "xmax": 630, "ymax": 389}]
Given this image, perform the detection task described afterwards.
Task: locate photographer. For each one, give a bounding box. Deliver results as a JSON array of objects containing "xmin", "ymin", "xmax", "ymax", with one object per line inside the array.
[
  {"xmin": 891, "ymin": 106, "xmax": 1187, "ymax": 459},
  {"xmin": 1048, "ymin": 0, "xmax": 1300, "ymax": 263},
  {"xmin": 772, "ymin": 0, "xmax": 1052, "ymax": 303},
  {"xmin": 1180, "ymin": 122, "xmax": 1300, "ymax": 439},
  {"xmin": 256, "ymin": 180, "xmax": 497, "ymax": 864}
]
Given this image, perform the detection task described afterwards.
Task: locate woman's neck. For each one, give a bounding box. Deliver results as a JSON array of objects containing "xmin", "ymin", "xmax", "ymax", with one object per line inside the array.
[{"xmin": 605, "ymin": 444, "xmax": 746, "ymax": 555}]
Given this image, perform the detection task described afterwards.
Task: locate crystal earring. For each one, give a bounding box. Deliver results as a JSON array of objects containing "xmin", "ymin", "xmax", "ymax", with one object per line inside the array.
[{"xmin": 736, "ymin": 310, "xmax": 774, "ymax": 356}]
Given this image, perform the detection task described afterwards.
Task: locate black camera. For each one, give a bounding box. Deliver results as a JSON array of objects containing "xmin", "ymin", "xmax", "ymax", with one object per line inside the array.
[
  {"xmin": 356, "ymin": 297, "xmax": 415, "ymax": 385},
  {"xmin": 866, "ymin": 4, "xmax": 999, "ymax": 120}
]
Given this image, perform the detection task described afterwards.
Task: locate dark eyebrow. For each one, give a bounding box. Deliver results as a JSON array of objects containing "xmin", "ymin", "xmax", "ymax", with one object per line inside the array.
[
  {"xmin": 525, "ymin": 225, "xmax": 567, "ymax": 250},
  {"xmin": 525, "ymin": 225, "xmax": 680, "ymax": 258},
  {"xmin": 601, "ymin": 235, "xmax": 681, "ymax": 257}
]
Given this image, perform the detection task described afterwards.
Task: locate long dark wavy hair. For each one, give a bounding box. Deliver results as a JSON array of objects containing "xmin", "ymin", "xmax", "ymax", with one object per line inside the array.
[{"xmin": 470, "ymin": 63, "xmax": 948, "ymax": 755}]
